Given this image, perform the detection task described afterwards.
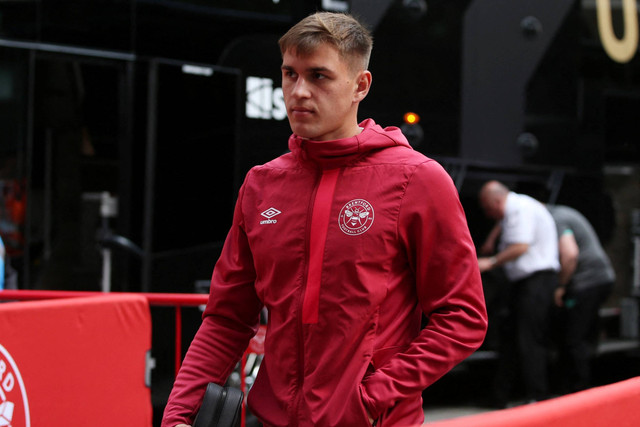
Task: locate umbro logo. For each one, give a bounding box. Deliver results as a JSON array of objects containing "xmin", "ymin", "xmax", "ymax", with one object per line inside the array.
[{"xmin": 260, "ymin": 207, "xmax": 281, "ymax": 225}]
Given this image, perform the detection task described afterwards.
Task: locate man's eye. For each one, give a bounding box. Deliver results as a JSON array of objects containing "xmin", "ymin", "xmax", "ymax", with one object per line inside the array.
[{"xmin": 314, "ymin": 73, "xmax": 326, "ymax": 80}]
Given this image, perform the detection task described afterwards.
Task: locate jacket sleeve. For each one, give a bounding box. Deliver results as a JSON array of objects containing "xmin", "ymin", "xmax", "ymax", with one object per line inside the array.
[
  {"xmin": 161, "ymin": 182, "xmax": 263, "ymax": 427},
  {"xmin": 360, "ymin": 160, "xmax": 488, "ymax": 419}
]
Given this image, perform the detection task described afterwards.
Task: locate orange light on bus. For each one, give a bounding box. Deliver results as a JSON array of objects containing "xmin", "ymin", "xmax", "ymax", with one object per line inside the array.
[{"xmin": 403, "ymin": 112, "xmax": 420, "ymax": 125}]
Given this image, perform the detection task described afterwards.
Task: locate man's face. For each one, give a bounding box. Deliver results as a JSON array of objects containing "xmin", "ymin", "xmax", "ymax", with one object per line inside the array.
[
  {"xmin": 281, "ymin": 44, "xmax": 368, "ymax": 141},
  {"xmin": 480, "ymin": 196, "xmax": 504, "ymax": 220}
]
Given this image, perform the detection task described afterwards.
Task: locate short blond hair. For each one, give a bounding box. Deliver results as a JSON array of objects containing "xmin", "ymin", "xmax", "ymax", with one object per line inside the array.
[{"xmin": 278, "ymin": 12, "xmax": 373, "ymax": 72}]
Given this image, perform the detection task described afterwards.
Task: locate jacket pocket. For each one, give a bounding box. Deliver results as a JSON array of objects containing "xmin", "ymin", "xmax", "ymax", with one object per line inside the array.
[
  {"xmin": 356, "ymin": 385, "xmax": 376, "ymax": 427},
  {"xmin": 371, "ymin": 345, "xmax": 409, "ymax": 369}
]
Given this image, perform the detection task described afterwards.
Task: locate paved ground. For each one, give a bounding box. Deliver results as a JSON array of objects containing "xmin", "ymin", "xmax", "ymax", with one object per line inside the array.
[{"xmin": 424, "ymin": 406, "xmax": 494, "ymax": 423}]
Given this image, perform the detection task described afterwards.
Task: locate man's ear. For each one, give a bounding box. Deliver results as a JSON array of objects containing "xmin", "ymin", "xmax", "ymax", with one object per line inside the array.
[{"xmin": 353, "ymin": 70, "xmax": 372, "ymax": 103}]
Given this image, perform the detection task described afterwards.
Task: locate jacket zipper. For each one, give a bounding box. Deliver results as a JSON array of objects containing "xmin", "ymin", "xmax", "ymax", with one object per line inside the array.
[
  {"xmin": 293, "ymin": 167, "xmax": 340, "ymax": 423},
  {"xmin": 302, "ymin": 167, "xmax": 340, "ymax": 324}
]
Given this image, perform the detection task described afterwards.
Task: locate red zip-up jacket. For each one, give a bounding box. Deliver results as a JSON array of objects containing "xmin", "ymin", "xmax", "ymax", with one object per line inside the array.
[{"xmin": 162, "ymin": 119, "xmax": 487, "ymax": 427}]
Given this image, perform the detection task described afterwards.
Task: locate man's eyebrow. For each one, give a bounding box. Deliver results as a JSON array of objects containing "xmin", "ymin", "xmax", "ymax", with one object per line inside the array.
[
  {"xmin": 309, "ymin": 66, "xmax": 333, "ymax": 74},
  {"xmin": 281, "ymin": 64, "xmax": 334, "ymax": 74}
]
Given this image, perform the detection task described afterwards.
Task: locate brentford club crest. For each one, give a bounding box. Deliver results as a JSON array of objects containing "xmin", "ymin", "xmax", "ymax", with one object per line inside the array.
[
  {"xmin": 338, "ymin": 199, "xmax": 374, "ymax": 236},
  {"xmin": 0, "ymin": 344, "xmax": 30, "ymax": 427}
]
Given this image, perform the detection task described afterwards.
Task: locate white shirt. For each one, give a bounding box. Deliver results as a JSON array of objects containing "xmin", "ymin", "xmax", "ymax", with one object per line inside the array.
[{"xmin": 499, "ymin": 192, "xmax": 560, "ymax": 281}]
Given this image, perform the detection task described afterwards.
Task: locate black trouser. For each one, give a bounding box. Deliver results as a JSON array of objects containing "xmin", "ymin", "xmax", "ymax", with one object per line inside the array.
[
  {"xmin": 493, "ymin": 269, "xmax": 558, "ymax": 404},
  {"xmin": 556, "ymin": 282, "xmax": 613, "ymax": 393}
]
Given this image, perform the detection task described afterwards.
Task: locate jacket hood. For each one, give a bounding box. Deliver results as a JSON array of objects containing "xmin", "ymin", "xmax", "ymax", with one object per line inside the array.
[{"xmin": 288, "ymin": 118, "xmax": 412, "ymax": 169}]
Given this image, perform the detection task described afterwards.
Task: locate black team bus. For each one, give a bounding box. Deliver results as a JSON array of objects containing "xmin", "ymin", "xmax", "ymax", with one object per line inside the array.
[{"xmin": 1, "ymin": 0, "xmax": 639, "ymax": 423}]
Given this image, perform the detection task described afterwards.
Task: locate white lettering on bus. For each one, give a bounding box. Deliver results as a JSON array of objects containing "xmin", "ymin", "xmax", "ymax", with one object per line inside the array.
[{"xmin": 246, "ymin": 77, "xmax": 287, "ymax": 121}]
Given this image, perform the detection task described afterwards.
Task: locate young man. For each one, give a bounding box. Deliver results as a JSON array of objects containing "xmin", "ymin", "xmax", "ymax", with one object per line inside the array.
[{"xmin": 162, "ymin": 12, "xmax": 487, "ymax": 427}]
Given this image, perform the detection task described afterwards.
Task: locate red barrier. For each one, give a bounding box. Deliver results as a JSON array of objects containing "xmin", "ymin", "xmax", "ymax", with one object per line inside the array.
[
  {"xmin": 0, "ymin": 290, "xmax": 209, "ymax": 377},
  {"xmin": 0, "ymin": 294, "xmax": 153, "ymax": 427},
  {"xmin": 0, "ymin": 290, "xmax": 262, "ymax": 427},
  {"xmin": 425, "ymin": 376, "xmax": 640, "ymax": 427}
]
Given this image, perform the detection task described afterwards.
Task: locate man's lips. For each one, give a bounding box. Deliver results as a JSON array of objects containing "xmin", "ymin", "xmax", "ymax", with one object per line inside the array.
[{"xmin": 291, "ymin": 107, "xmax": 314, "ymax": 116}]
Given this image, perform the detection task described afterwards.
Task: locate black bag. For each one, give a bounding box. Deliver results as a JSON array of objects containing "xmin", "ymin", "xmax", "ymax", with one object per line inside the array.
[{"xmin": 193, "ymin": 383, "xmax": 244, "ymax": 427}]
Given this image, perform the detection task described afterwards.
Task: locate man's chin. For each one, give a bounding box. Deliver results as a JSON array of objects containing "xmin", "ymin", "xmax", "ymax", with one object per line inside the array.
[{"xmin": 291, "ymin": 126, "xmax": 318, "ymax": 140}]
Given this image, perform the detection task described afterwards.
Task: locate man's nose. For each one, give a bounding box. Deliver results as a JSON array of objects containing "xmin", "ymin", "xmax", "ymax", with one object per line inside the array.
[{"xmin": 291, "ymin": 77, "xmax": 311, "ymax": 98}]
